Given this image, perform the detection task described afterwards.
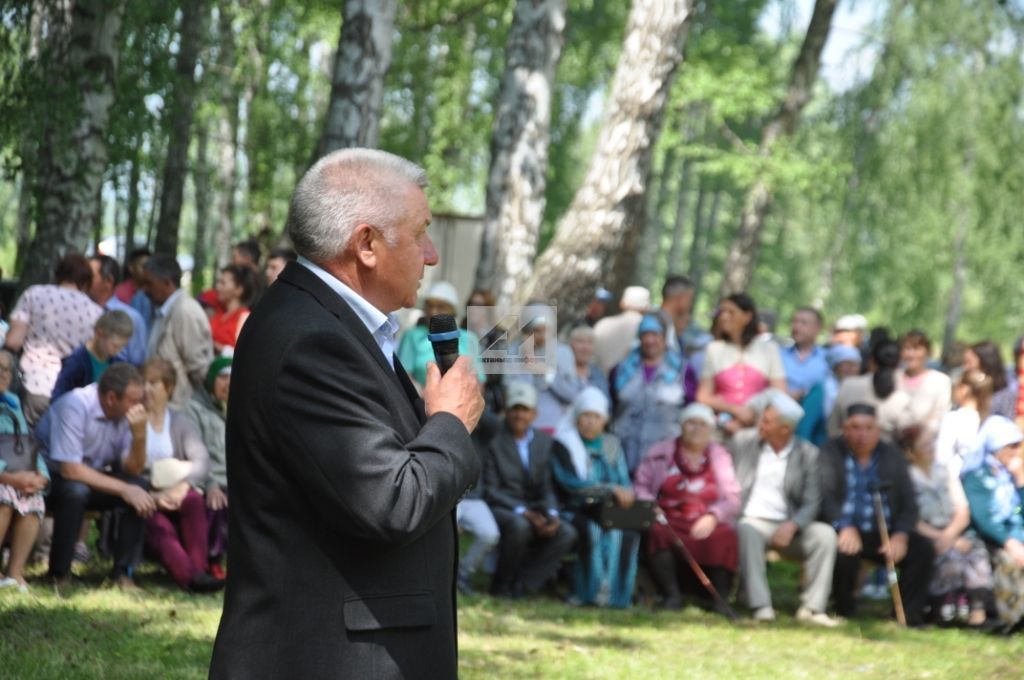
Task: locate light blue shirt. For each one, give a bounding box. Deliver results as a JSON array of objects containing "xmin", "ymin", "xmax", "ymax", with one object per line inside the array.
[
  {"xmin": 37, "ymin": 384, "xmax": 132, "ymax": 470},
  {"xmin": 297, "ymin": 257, "xmax": 400, "ymax": 370},
  {"xmin": 781, "ymin": 343, "xmax": 829, "ymax": 396},
  {"xmin": 105, "ymin": 296, "xmax": 148, "ymax": 366}
]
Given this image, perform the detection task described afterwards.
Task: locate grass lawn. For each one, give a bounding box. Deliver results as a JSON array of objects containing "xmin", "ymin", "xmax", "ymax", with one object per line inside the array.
[{"xmin": 1, "ymin": 559, "xmax": 1020, "ymax": 679}]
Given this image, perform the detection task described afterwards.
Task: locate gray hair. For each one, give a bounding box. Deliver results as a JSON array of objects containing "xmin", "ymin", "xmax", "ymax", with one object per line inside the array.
[
  {"xmin": 288, "ymin": 148, "xmax": 428, "ymax": 263},
  {"xmin": 568, "ymin": 325, "xmax": 596, "ymax": 342},
  {"xmin": 144, "ymin": 254, "xmax": 183, "ymax": 288},
  {"xmin": 95, "ymin": 309, "xmax": 134, "ymax": 339}
]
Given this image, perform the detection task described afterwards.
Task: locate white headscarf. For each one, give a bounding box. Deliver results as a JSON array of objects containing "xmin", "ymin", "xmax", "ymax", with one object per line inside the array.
[{"xmin": 555, "ymin": 387, "xmax": 610, "ymax": 478}]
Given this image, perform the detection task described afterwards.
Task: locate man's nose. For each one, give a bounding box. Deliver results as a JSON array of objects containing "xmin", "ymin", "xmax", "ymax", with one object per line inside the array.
[{"xmin": 423, "ymin": 235, "xmax": 439, "ymax": 266}]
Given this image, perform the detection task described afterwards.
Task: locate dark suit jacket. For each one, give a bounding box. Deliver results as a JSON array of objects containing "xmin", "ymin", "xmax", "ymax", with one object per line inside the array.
[
  {"xmin": 817, "ymin": 435, "xmax": 919, "ymax": 535},
  {"xmin": 209, "ymin": 262, "xmax": 479, "ymax": 680},
  {"xmin": 729, "ymin": 428, "xmax": 822, "ymax": 530},
  {"xmin": 483, "ymin": 425, "xmax": 563, "ymax": 515}
]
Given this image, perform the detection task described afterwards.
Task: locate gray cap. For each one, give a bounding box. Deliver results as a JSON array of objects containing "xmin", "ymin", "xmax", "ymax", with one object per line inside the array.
[{"xmin": 506, "ymin": 381, "xmax": 538, "ymax": 409}]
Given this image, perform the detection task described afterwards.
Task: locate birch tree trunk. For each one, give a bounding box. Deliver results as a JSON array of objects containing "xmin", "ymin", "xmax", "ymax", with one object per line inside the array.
[
  {"xmin": 474, "ymin": 0, "xmax": 567, "ymax": 304},
  {"xmin": 521, "ymin": 0, "xmax": 694, "ymax": 318},
  {"xmin": 719, "ymin": 0, "xmax": 838, "ymax": 296},
  {"xmin": 123, "ymin": 138, "xmax": 141, "ymax": 255},
  {"xmin": 154, "ymin": 0, "xmax": 207, "ymax": 257},
  {"xmin": 665, "ymin": 159, "xmax": 694, "ymax": 274},
  {"xmin": 689, "ymin": 186, "xmax": 721, "ymax": 300},
  {"xmin": 214, "ymin": 5, "xmax": 238, "ymax": 269},
  {"xmin": 316, "ymin": 0, "xmax": 398, "ymax": 157},
  {"xmin": 192, "ymin": 124, "xmax": 211, "ymax": 293},
  {"xmin": 635, "ymin": 146, "xmax": 677, "ymax": 291},
  {"xmin": 20, "ymin": 0, "xmax": 126, "ymax": 290}
]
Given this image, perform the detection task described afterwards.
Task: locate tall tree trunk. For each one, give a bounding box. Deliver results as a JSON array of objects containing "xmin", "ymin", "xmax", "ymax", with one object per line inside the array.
[
  {"xmin": 191, "ymin": 123, "xmax": 211, "ymax": 294},
  {"xmin": 474, "ymin": 0, "xmax": 567, "ymax": 304},
  {"xmin": 20, "ymin": 0, "xmax": 126, "ymax": 291},
  {"xmin": 635, "ymin": 146, "xmax": 677, "ymax": 291},
  {"xmin": 153, "ymin": 0, "xmax": 206, "ymax": 257},
  {"xmin": 14, "ymin": 166, "xmax": 34, "ymax": 277},
  {"xmin": 315, "ymin": 0, "xmax": 398, "ymax": 157},
  {"xmin": 521, "ymin": 0, "xmax": 694, "ymax": 319},
  {"xmin": 665, "ymin": 159, "xmax": 694, "ymax": 274},
  {"xmin": 123, "ymin": 137, "xmax": 141, "ymax": 256},
  {"xmin": 214, "ymin": 5, "xmax": 239, "ymax": 270},
  {"xmin": 689, "ymin": 186, "xmax": 721, "ymax": 301},
  {"xmin": 941, "ymin": 195, "xmax": 970, "ymax": 364},
  {"xmin": 719, "ymin": 0, "xmax": 838, "ymax": 296}
]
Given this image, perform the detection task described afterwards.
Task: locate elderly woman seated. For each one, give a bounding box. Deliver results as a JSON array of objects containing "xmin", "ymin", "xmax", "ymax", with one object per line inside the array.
[
  {"xmin": 961, "ymin": 416, "xmax": 1024, "ymax": 631},
  {"xmin": 551, "ymin": 387, "xmax": 639, "ymax": 608},
  {"xmin": 634, "ymin": 403, "xmax": 741, "ymax": 612}
]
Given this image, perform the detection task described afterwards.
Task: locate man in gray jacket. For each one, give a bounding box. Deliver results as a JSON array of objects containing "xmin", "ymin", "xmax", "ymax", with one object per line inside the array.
[{"xmin": 730, "ymin": 390, "xmax": 839, "ymax": 626}]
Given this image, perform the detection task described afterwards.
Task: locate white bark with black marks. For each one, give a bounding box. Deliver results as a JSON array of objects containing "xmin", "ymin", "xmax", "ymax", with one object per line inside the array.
[
  {"xmin": 475, "ymin": 0, "xmax": 566, "ymax": 305},
  {"xmin": 521, "ymin": 0, "xmax": 694, "ymax": 319},
  {"xmin": 317, "ymin": 0, "xmax": 397, "ymax": 157}
]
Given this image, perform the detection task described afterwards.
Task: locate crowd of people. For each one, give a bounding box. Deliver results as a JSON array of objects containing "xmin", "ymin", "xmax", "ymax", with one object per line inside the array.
[
  {"xmin": 2, "ymin": 247, "xmax": 1023, "ymax": 634},
  {"xmin": 0, "ymin": 242, "xmax": 294, "ymax": 593}
]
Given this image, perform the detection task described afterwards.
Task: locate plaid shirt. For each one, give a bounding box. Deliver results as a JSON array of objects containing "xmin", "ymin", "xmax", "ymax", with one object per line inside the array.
[{"xmin": 837, "ymin": 451, "xmax": 891, "ymax": 533}]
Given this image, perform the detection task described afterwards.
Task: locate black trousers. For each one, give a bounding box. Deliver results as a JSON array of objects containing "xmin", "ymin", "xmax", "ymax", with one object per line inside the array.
[
  {"xmin": 490, "ymin": 507, "xmax": 577, "ymax": 594},
  {"xmin": 46, "ymin": 468, "xmax": 147, "ymax": 578},
  {"xmin": 832, "ymin": 530, "xmax": 934, "ymax": 624}
]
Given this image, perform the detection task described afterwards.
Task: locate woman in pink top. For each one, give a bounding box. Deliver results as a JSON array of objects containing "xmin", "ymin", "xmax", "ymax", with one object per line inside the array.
[
  {"xmin": 697, "ymin": 293, "xmax": 786, "ymax": 436},
  {"xmin": 634, "ymin": 403, "xmax": 741, "ymax": 613}
]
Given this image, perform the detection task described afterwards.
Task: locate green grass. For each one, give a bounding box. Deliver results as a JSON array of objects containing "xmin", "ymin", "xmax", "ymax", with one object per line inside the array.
[{"xmin": 1, "ymin": 559, "xmax": 1020, "ymax": 679}]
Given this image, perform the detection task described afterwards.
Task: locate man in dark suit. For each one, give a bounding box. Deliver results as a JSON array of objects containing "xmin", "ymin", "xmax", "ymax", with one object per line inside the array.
[
  {"xmin": 209, "ymin": 149, "xmax": 484, "ymax": 679},
  {"xmin": 484, "ymin": 382, "xmax": 577, "ymax": 597},
  {"xmin": 730, "ymin": 390, "xmax": 838, "ymax": 626},
  {"xmin": 818, "ymin": 403, "xmax": 933, "ymax": 625}
]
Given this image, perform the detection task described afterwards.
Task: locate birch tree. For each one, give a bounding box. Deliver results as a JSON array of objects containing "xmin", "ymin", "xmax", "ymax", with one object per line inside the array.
[
  {"xmin": 20, "ymin": 0, "xmax": 126, "ymax": 290},
  {"xmin": 719, "ymin": 0, "xmax": 838, "ymax": 296},
  {"xmin": 521, "ymin": 0, "xmax": 694, "ymax": 318},
  {"xmin": 316, "ymin": 0, "xmax": 397, "ymax": 157},
  {"xmin": 474, "ymin": 0, "xmax": 567, "ymax": 305}
]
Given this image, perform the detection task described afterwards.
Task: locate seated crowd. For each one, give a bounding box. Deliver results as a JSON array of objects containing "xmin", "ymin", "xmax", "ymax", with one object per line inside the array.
[{"xmin": 2, "ymin": 253, "xmax": 1024, "ymax": 636}]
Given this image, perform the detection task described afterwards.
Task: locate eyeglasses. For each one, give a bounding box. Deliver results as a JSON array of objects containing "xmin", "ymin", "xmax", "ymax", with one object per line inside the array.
[{"xmin": 0, "ymin": 365, "xmax": 13, "ymax": 374}]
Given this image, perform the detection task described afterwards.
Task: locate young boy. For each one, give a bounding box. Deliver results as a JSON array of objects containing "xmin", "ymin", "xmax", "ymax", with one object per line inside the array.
[{"xmin": 50, "ymin": 309, "xmax": 134, "ymax": 404}]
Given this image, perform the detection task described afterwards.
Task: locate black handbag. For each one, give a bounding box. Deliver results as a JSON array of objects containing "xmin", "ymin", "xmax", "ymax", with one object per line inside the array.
[
  {"xmin": 585, "ymin": 496, "xmax": 657, "ymax": 531},
  {"xmin": 0, "ymin": 402, "xmax": 36, "ymax": 474}
]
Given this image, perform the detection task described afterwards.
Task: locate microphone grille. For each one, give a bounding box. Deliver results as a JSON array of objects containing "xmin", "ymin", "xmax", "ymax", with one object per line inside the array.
[{"xmin": 428, "ymin": 314, "xmax": 458, "ymax": 334}]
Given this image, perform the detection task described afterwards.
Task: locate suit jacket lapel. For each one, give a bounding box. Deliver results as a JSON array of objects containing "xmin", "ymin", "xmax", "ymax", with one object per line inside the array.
[
  {"xmin": 393, "ymin": 354, "xmax": 427, "ymax": 423},
  {"xmin": 278, "ymin": 262, "xmax": 419, "ymax": 427}
]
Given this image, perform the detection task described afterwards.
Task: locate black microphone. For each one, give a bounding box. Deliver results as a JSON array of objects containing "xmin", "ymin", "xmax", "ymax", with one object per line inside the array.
[{"xmin": 428, "ymin": 314, "xmax": 460, "ymax": 376}]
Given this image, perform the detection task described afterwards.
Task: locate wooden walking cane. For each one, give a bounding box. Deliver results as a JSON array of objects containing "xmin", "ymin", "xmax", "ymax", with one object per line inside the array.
[
  {"xmin": 871, "ymin": 483, "xmax": 907, "ymax": 626},
  {"xmin": 655, "ymin": 514, "xmax": 739, "ymax": 622}
]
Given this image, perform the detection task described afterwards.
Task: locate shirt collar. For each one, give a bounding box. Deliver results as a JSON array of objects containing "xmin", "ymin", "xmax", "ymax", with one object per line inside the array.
[
  {"xmin": 82, "ymin": 384, "xmax": 111, "ymax": 422},
  {"xmin": 762, "ymin": 436, "xmax": 794, "ymax": 460},
  {"xmin": 298, "ymin": 256, "xmax": 397, "ymax": 340},
  {"xmin": 157, "ymin": 289, "xmax": 184, "ymax": 318},
  {"xmin": 514, "ymin": 428, "xmax": 535, "ymax": 447}
]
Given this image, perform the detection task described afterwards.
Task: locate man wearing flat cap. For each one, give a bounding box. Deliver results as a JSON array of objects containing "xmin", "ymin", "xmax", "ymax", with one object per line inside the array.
[
  {"xmin": 818, "ymin": 403, "xmax": 933, "ymax": 625},
  {"xmin": 484, "ymin": 381, "xmax": 577, "ymax": 597},
  {"xmin": 730, "ymin": 390, "xmax": 839, "ymax": 626}
]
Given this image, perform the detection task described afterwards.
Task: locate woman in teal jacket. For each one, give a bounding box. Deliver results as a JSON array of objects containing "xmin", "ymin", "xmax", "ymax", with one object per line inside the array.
[{"xmin": 962, "ymin": 415, "xmax": 1024, "ymax": 630}]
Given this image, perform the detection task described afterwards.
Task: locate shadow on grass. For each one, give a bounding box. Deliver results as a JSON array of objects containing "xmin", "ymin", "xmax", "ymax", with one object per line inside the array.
[{"xmin": 0, "ymin": 599, "xmax": 214, "ymax": 680}]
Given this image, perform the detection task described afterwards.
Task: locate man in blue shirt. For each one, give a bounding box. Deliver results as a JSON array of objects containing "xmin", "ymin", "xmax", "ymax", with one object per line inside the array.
[
  {"xmin": 89, "ymin": 255, "xmax": 148, "ymax": 365},
  {"xmin": 781, "ymin": 307, "xmax": 829, "ymax": 402}
]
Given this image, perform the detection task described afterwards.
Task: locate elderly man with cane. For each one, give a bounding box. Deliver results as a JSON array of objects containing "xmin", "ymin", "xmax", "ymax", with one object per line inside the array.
[{"xmin": 818, "ymin": 403, "xmax": 934, "ymax": 625}]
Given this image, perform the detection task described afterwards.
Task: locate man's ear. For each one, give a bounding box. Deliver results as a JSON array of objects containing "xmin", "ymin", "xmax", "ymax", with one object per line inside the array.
[{"xmin": 351, "ymin": 224, "xmax": 378, "ymax": 269}]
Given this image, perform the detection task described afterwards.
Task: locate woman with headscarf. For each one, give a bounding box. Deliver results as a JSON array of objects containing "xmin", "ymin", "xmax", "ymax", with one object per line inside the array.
[
  {"xmin": 634, "ymin": 403, "xmax": 741, "ymax": 612},
  {"xmin": 184, "ymin": 354, "xmax": 232, "ymax": 577},
  {"xmin": 696, "ymin": 293, "xmax": 786, "ymax": 437},
  {"xmin": 609, "ymin": 314, "xmax": 689, "ymax": 474},
  {"xmin": 961, "ymin": 416, "xmax": 1024, "ymax": 631},
  {"xmin": 551, "ymin": 387, "xmax": 639, "ymax": 608},
  {"xmin": 903, "ymin": 426, "xmax": 992, "ymax": 626},
  {"xmin": 829, "ymin": 339, "xmax": 913, "ymax": 441}
]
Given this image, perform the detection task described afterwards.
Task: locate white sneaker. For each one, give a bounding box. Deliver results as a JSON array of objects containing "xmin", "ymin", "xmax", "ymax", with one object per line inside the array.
[
  {"xmin": 752, "ymin": 606, "xmax": 776, "ymax": 622},
  {"xmin": 796, "ymin": 607, "xmax": 842, "ymax": 628}
]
